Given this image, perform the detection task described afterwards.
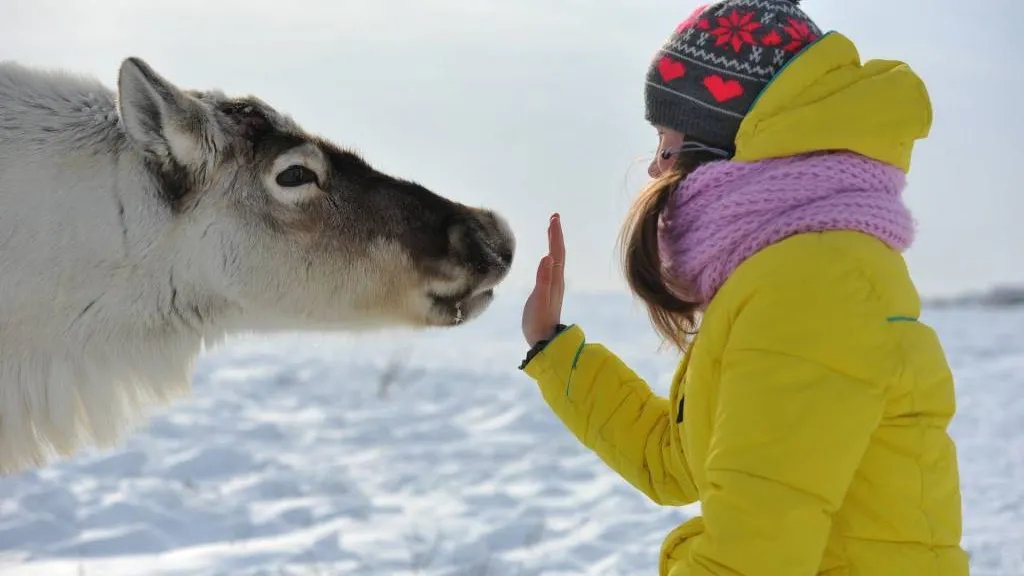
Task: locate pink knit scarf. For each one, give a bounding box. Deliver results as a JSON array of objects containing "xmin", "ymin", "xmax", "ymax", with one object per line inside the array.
[{"xmin": 657, "ymin": 151, "xmax": 915, "ymax": 305}]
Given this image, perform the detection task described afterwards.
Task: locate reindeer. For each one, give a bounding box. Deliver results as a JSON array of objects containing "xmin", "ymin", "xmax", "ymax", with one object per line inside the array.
[{"xmin": 0, "ymin": 57, "xmax": 516, "ymax": 475}]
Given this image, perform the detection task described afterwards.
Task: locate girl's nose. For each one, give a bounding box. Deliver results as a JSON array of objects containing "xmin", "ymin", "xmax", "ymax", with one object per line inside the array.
[{"xmin": 648, "ymin": 157, "xmax": 661, "ymax": 178}]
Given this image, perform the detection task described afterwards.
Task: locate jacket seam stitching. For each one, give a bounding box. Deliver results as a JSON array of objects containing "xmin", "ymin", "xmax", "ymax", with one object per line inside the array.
[
  {"xmin": 723, "ymin": 346, "xmax": 882, "ymax": 389},
  {"xmin": 703, "ymin": 465, "xmax": 836, "ymax": 511}
]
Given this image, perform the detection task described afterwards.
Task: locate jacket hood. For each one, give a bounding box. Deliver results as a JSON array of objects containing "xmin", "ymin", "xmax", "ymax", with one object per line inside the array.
[{"xmin": 733, "ymin": 31, "xmax": 932, "ymax": 173}]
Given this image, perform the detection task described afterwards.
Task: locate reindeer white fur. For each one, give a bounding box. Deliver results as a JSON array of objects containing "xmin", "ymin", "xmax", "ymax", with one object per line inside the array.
[{"xmin": 0, "ymin": 57, "xmax": 515, "ymax": 475}]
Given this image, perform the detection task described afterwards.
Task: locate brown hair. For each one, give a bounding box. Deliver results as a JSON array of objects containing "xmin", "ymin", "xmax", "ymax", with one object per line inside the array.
[{"xmin": 618, "ymin": 145, "xmax": 725, "ymax": 352}]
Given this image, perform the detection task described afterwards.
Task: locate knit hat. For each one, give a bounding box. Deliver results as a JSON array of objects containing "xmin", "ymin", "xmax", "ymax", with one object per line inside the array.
[{"xmin": 644, "ymin": 0, "xmax": 823, "ymax": 150}]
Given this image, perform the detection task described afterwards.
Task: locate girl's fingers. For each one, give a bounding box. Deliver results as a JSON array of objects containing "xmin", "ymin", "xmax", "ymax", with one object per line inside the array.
[
  {"xmin": 548, "ymin": 215, "xmax": 566, "ymax": 313},
  {"xmin": 523, "ymin": 255, "xmax": 553, "ymax": 345},
  {"xmin": 549, "ymin": 213, "xmax": 565, "ymax": 268},
  {"xmin": 531, "ymin": 255, "xmax": 553, "ymax": 314},
  {"xmin": 535, "ymin": 255, "xmax": 553, "ymax": 288}
]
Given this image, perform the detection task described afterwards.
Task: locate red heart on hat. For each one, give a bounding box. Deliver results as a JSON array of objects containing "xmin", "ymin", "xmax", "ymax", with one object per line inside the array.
[
  {"xmin": 703, "ymin": 75, "xmax": 744, "ymax": 102},
  {"xmin": 657, "ymin": 56, "xmax": 687, "ymax": 82}
]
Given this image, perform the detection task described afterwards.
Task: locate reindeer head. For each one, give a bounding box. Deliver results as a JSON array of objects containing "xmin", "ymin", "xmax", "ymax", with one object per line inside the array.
[{"xmin": 115, "ymin": 57, "xmax": 514, "ymax": 330}]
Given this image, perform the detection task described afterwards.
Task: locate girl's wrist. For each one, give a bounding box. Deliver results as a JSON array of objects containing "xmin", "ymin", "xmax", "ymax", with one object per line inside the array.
[{"xmin": 519, "ymin": 323, "xmax": 568, "ymax": 370}]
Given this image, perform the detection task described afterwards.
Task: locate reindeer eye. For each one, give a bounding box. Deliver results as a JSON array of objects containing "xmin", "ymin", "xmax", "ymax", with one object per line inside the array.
[{"xmin": 275, "ymin": 165, "xmax": 319, "ymax": 187}]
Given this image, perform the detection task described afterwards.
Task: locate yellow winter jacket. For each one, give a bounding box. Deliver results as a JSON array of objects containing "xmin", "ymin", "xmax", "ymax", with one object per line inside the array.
[{"xmin": 522, "ymin": 32, "xmax": 970, "ymax": 575}]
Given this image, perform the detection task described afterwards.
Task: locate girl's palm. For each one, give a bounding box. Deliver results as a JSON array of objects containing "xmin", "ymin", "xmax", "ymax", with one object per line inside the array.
[{"xmin": 522, "ymin": 214, "xmax": 565, "ymax": 347}]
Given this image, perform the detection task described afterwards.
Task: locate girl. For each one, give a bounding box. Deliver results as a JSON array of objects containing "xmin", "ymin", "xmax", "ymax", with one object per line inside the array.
[{"xmin": 518, "ymin": 0, "xmax": 970, "ymax": 574}]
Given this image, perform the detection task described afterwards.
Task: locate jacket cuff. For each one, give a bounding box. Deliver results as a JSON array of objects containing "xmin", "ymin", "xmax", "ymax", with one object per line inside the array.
[
  {"xmin": 518, "ymin": 324, "xmax": 586, "ymax": 381},
  {"xmin": 518, "ymin": 324, "xmax": 569, "ymax": 370}
]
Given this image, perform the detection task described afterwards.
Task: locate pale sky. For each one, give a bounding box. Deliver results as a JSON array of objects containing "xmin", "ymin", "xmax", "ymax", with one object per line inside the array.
[{"xmin": 4, "ymin": 0, "xmax": 1020, "ymax": 299}]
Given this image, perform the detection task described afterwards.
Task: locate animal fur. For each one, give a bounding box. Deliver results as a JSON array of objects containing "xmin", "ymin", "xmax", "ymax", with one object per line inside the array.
[{"xmin": 0, "ymin": 57, "xmax": 515, "ymax": 475}]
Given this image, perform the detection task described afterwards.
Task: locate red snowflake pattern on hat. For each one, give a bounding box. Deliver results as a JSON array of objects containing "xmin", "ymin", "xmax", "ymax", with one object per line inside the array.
[
  {"xmin": 760, "ymin": 29, "xmax": 782, "ymax": 47},
  {"xmin": 676, "ymin": 4, "xmax": 711, "ymax": 34},
  {"xmin": 710, "ymin": 10, "xmax": 762, "ymax": 52},
  {"xmin": 782, "ymin": 18, "xmax": 818, "ymax": 52}
]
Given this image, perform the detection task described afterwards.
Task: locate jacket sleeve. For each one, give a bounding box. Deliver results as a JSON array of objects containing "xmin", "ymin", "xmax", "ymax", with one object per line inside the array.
[
  {"xmin": 676, "ymin": 259, "xmax": 892, "ymax": 575},
  {"xmin": 521, "ymin": 324, "xmax": 699, "ymax": 506}
]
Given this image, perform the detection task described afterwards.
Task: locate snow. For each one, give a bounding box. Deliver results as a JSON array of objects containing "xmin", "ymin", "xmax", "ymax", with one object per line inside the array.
[{"xmin": 0, "ymin": 291, "xmax": 1021, "ymax": 575}]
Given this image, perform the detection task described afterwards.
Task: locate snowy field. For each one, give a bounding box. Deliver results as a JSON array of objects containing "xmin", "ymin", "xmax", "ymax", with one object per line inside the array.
[{"xmin": 0, "ymin": 290, "xmax": 1021, "ymax": 575}]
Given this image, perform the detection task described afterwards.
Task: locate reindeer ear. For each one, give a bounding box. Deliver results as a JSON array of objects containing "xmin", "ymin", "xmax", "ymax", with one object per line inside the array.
[{"xmin": 116, "ymin": 57, "xmax": 215, "ymax": 168}]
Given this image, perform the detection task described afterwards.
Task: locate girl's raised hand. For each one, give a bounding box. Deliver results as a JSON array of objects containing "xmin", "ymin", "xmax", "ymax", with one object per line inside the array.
[{"xmin": 521, "ymin": 214, "xmax": 565, "ymax": 347}]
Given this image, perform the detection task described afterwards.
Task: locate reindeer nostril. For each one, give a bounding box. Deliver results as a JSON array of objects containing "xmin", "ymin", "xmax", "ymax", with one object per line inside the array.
[
  {"xmin": 498, "ymin": 247, "xmax": 513, "ymax": 266},
  {"xmin": 445, "ymin": 209, "xmax": 516, "ymax": 275}
]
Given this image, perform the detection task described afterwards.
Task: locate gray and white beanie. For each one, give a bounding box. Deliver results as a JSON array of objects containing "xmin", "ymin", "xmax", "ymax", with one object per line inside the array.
[{"xmin": 644, "ymin": 0, "xmax": 823, "ymax": 150}]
